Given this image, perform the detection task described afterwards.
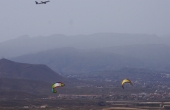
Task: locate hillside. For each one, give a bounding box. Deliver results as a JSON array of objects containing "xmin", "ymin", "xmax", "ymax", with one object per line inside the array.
[{"xmin": 0, "ymin": 58, "xmax": 64, "ymax": 82}]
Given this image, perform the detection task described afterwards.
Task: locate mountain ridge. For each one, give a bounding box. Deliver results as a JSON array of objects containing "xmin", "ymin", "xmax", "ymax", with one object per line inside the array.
[
  {"xmin": 1, "ymin": 33, "xmax": 170, "ymax": 58},
  {"xmin": 0, "ymin": 58, "xmax": 64, "ymax": 83}
]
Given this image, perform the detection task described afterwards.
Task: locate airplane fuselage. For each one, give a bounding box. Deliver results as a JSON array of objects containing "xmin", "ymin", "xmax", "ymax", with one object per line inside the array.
[{"xmin": 35, "ymin": 1, "xmax": 50, "ymax": 4}]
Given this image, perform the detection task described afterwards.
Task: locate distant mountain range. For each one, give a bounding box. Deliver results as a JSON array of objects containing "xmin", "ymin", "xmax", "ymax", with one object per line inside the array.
[
  {"xmin": 98, "ymin": 44, "xmax": 170, "ymax": 71},
  {"xmin": 11, "ymin": 44, "xmax": 170, "ymax": 74},
  {"xmin": 11, "ymin": 47, "xmax": 144, "ymax": 74},
  {"xmin": 1, "ymin": 33, "xmax": 170, "ymax": 74},
  {"xmin": 0, "ymin": 33, "xmax": 170, "ymax": 58}
]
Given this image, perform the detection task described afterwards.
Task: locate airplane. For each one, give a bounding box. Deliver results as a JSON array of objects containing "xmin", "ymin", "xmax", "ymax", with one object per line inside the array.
[{"xmin": 35, "ymin": 0, "xmax": 50, "ymax": 4}]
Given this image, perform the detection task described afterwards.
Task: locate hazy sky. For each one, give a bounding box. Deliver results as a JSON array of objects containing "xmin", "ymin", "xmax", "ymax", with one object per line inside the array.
[{"xmin": 0, "ymin": 0, "xmax": 170, "ymax": 41}]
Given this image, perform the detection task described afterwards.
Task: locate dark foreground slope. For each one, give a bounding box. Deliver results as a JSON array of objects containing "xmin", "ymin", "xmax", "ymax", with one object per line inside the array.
[
  {"xmin": 0, "ymin": 58, "xmax": 64, "ymax": 83},
  {"xmin": 0, "ymin": 78, "xmax": 52, "ymax": 99},
  {"xmin": 0, "ymin": 78, "xmax": 51, "ymax": 95},
  {"xmin": 0, "ymin": 59, "xmax": 88, "ymax": 99},
  {"xmin": 0, "ymin": 59, "xmax": 63, "ymax": 98}
]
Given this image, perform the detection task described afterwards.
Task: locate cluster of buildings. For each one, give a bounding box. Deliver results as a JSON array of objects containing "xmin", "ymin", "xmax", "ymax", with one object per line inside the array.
[
  {"xmin": 57, "ymin": 94, "xmax": 102, "ymax": 99},
  {"xmin": 23, "ymin": 104, "xmax": 48, "ymax": 109},
  {"xmin": 55, "ymin": 91, "xmax": 170, "ymax": 101}
]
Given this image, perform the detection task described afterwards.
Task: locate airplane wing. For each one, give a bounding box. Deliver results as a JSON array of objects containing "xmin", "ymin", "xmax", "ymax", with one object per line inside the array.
[{"xmin": 41, "ymin": 1, "xmax": 47, "ymax": 4}]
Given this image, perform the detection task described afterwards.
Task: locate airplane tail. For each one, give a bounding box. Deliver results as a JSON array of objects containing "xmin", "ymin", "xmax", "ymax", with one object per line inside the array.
[{"xmin": 35, "ymin": 1, "xmax": 38, "ymax": 4}]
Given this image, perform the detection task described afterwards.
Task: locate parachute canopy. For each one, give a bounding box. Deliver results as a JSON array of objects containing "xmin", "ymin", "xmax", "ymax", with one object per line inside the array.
[
  {"xmin": 121, "ymin": 79, "xmax": 133, "ymax": 89},
  {"xmin": 52, "ymin": 82, "xmax": 65, "ymax": 93}
]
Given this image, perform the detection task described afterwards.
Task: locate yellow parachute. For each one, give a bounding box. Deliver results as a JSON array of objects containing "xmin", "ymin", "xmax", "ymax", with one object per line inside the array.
[{"xmin": 121, "ymin": 79, "xmax": 133, "ymax": 89}]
